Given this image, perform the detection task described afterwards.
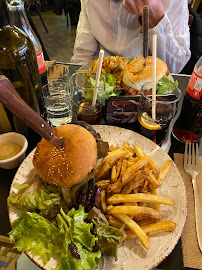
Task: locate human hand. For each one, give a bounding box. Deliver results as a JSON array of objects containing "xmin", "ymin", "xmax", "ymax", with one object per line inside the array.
[{"xmin": 123, "ymin": 0, "xmax": 165, "ymax": 28}]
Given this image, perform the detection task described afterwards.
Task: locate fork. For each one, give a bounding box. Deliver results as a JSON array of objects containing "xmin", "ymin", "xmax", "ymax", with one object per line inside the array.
[{"xmin": 184, "ymin": 142, "xmax": 202, "ymax": 251}]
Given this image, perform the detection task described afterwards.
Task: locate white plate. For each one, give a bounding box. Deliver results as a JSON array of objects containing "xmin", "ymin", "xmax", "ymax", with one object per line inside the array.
[{"xmin": 8, "ymin": 125, "xmax": 187, "ymax": 270}]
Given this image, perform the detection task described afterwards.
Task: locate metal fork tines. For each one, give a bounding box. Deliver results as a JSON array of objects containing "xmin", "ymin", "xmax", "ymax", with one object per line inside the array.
[{"xmin": 184, "ymin": 142, "xmax": 201, "ymax": 251}]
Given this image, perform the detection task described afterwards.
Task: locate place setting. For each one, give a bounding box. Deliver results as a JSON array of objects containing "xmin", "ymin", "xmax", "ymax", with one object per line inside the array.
[
  {"xmin": 0, "ymin": 46, "xmax": 189, "ymax": 270},
  {"xmin": 174, "ymin": 143, "xmax": 202, "ymax": 270},
  {"xmin": 0, "ymin": 2, "xmax": 202, "ymax": 270}
]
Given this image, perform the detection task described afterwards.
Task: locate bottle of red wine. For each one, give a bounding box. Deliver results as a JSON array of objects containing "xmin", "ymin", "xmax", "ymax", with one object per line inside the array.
[
  {"xmin": 0, "ymin": 0, "xmax": 45, "ymax": 134},
  {"xmin": 7, "ymin": 0, "xmax": 48, "ymax": 87}
]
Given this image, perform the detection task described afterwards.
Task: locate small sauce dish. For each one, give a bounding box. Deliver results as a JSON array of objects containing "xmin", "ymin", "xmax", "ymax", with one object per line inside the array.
[{"xmin": 0, "ymin": 132, "xmax": 28, "ymax": 169}]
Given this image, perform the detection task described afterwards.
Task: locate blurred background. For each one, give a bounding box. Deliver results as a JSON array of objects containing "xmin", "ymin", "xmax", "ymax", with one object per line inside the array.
[
  {"xmin": 28, "ymin": 0, "xmax": 202, "ymax": 72},
  {"xmin": 27, "ymin": 0, "xmax": 80, "ymax": 63}
]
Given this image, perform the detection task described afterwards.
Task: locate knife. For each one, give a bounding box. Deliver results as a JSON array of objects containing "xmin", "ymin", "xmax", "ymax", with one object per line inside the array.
[
  {"xmin": 142, "ymin": 5, "xmax": 149, "ymax": 66},
  {"xmin": 0, "ymin": 75, "xmax": 64, "ymax": 148}
]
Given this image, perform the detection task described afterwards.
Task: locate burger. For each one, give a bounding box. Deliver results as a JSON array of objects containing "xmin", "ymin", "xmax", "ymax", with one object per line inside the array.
[
  {"xmin": 33, "ymin": 124, "xmax": 98, "ymax": 188},
  {"xmin": 8, "ymin": 123, "xmax": 108, "ymax": 214},
  {"xmin": 122, "ymin": 56, "xmax": 176, "ymax": 95}
]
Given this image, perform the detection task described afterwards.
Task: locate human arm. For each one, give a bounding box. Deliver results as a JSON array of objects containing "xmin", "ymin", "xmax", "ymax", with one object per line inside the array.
[
  {"xmin": 123, "ymin": 0, "xmax": 165, "ymax": 28},
  {"xmin": 70, "ymin": 0, "xmax": 99, "ymax": 64},
  {"xmin": 123, "ymin": 0, "xmax": 191, "ymax": 73},
  {"xmin": 148, "ymin": 0, "xmax": 191, "ymax": 73}
]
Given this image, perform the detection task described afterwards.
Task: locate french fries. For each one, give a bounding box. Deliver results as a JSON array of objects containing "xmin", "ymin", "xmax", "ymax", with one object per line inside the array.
[
  {"xmin": 89, "ymin": 55, "xmax": 129, "ymax": 83},
  {"xmin": 100, "ymin": 190, "xmax": 107, "ymax": 212},
  {"xmin": 107, "ymin": 193, "xmax": 174, "ymax": 206},
  {"xmin": 121, "ymin": 156, "xmax": 149, "ymax": 187},
  {"xmin": 125, "ymin": 221, "xmax": 176, "ymax": 239},
  {"xmin": 107, "ymin": 205, "xmax": 161, "ymax": 219},
  {"xmin": 113, "ymin": 213, "xmax": 150, "ymax": 249},
  {"xmin": 95, "ymin": 143, "xmax": 175, "ymax": 250},
  {"xmin": 157, "ymin": 160, "xmax": 173, "ymax": 182}
]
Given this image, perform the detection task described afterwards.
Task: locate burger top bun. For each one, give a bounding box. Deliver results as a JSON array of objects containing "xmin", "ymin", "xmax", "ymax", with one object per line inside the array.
[
  {"xmin": 123, "ymin": 56, "xmax": 169, "ymax": 90},
  {"xmin": 33, "ymin": 124, "xmax": 97, "ymax": 187}
]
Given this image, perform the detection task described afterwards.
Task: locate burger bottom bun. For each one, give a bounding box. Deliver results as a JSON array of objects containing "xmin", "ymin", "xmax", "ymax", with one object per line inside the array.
[
  {"xmin": 33, "ymin": 124, "xmax": 97, "ymax": 187},
  {"xmin": 123, "ymin": 56, "xmax": 169, "ymax": 91}
]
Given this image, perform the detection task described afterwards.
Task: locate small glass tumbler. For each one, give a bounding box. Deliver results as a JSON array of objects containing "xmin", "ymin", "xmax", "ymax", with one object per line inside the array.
[
  {"xmin": 70, "ymin": 71, "xmax": 106, "ymax": 124},
  {"xmin": 42, "ymin": 82, "xmax": 72, "ymax": 127},
  {"xmin": 138, "ymin": 82, "xmax": 181, "ymax": 144},
  {"xmin": 47, "ymin": 64, "xmax": 69, "ymax": 84}
]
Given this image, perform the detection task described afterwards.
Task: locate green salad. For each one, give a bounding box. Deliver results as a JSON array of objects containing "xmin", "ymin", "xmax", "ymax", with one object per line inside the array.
[
  {"xmin": 8, "ymin": 177, "xmax": 125, "ymax": 270},
  {"xmin": 85, "ymin": 73, "xmax": 178, "ymax": 103},
  {"xmin": 84, "ymin": 73, "xmax": 121, "ymax": 103},
  {"xmin": 156, "ymin": 75, "xmax": 178, "ymax": 95}
]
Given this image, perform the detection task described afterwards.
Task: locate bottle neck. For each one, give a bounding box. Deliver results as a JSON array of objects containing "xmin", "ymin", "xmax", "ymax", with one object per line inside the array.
[
  {"xmin": 7, "ymin": 0, "xmax": 30, "ymax": 33},
  {"xmin": 0, "ymin": 0, "xmax": 11, "ymax": 27},
  {"xmin": 6, "ymin": 0, "xmax": 42, "ymax": 54}
]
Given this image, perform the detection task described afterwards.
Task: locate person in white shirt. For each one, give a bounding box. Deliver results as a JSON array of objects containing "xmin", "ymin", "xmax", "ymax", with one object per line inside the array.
[{"xmin": 71, "ymin": 0, "xmax": 191, "ymax": 74}]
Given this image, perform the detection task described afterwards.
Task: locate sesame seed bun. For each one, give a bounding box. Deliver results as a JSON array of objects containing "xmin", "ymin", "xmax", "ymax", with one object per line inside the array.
[
  {"xmin": 33, "ymin": 124, "xmax": 97, "ymax": 187},
  {"xmin": 122, "ymin": 56, "xmax": 169, "ymax": 91}
]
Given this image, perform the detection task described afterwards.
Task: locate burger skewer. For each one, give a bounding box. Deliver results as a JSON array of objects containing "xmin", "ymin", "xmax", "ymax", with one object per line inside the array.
[
  {"xmin": 142, "ymin": 5, "xmax": 149, "ymax": 67},
  {"xmin": 0, "ymin": 75, "xmax": 64, "ymax": 148}
]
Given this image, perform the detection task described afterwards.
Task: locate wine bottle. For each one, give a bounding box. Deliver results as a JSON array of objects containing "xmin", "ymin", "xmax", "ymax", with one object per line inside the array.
[
  {"xmin": 7, "ymin": 0, "xmax": 48, "ymax": 87},
  {"xmin": 0, "ymin": 0, "xmax": 45, "ymax": 134}
]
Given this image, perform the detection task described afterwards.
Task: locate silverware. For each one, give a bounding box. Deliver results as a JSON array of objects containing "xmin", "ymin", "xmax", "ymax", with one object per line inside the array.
[
  {"xmin": 184, "ymin": 142, "xmax": 201, "ymax": 251},
  {"xmin": 142, "ymin": 5, "xmax": 149, "ymax": 66}
]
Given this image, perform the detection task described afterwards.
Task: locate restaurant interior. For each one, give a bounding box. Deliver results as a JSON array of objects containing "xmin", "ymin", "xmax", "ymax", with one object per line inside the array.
[
  {"xmin": 0, "ymin": 0, "xmax": 202, "ymax": 270},
  {"xmin": 30, "ymin": 0, "xmax": 202, "ymax": 71}
]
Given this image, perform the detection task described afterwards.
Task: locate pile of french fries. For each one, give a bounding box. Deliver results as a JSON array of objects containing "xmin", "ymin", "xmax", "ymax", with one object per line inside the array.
[
  {"xmin": 95, "ymin": 142, "xmax": 176, "ymax": 250},
  {"xmin": 90, "ymin": 56, "xmax": 129, "ymax": 84}
]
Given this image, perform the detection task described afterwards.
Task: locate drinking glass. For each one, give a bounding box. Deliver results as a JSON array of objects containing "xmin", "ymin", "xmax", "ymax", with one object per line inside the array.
[
  {"xmin": 70, "ymin": 71, "xmax": 106, "ymax": 124},
  {"xmin": 138, "ymin": 82, "xmax": 181, "ymax": 144},
  {"xmin": 42, "ymin": 82, "xmax": 72, "ymax": 127},
  {"xmin": 47, "ymin": 64, "xmax": 69, "ymax": 84}
]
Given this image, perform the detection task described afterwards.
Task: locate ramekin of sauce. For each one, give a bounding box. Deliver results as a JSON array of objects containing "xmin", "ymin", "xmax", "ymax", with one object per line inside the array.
[{"xmin": 0, "ymin": 132, "xmax": 28, "ymax": 169}]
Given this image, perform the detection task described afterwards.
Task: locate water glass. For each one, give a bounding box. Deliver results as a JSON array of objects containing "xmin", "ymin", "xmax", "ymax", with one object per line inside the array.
[
  {"xmin": 47, "ymin": 64, "xmax": 69, "ymax": 84},
  {"xmin": 42, "ymin": 82, "xmax": 72, "ymax": 127},
  {"xmin": 70, "ymin": 71, "xmax": 106, "ymax": 124}
]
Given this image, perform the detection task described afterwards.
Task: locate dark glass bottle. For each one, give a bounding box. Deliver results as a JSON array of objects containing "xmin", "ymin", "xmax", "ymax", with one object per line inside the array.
[
  {"xmin": 0, "ymin": 0, "xmax": 45, "ymax": 134},
  {"xmin": 173, "ymin": 57, "xmax": 202, "ymax": 142},
  {"xmin": 6, "ymin": 0, "xmax": 48, "ymax": 87}
]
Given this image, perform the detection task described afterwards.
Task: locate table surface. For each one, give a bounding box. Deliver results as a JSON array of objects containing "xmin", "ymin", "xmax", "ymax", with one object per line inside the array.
[{"xmin": 0, "ymin": 66, "xmax": 201, "ymax": 270}]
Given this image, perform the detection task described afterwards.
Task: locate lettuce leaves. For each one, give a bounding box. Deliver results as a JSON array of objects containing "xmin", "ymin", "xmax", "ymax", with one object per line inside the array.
[
  {"xmin": 156, "ymin": 75, "xmax": 178, "ymax": 95},
  {"xmin": 87, "ymin": 207, "xmax": 125, "ymax": 259},
  {"xmin": 9, "ymin": 206, "xmax": 101, "ymax": 270},
  {"xmin": 55, "ymin": 207, "xmax": 101, "ymax": 270},
  {"xmin": 7, "ymin": 177, "xmax": 62, "ymax": 211},
  {"xmin": 85, "ymin": 73, "xmax": 119, "ymax": 103},
  {"xmin": 8, "ymin": 211, "xmax": 61, "ymax": 263}
]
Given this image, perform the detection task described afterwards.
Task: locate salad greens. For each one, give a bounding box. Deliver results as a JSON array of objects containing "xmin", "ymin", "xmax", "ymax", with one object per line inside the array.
[
  {"xmin": 8, "ymin": 176, "xmax": 125, "ymax": 270},
  {"xmin": 85, "ymin": 73, "xmax": 120, "ymax": 103},
  {"xmin": 84, "ymin": 71, "xmax": 178, "ymax": 101},
  {"xmin": 9, "ymin": 206, "xmax": 101, "ymax": 270},
  {"xmin": 55, "ymin": 207, "xmax": 101, "ymax": 270},
  {"xmin": 88, "ymin": 207, "xmax": 125, "ymax": 259},
  {"xmin": 7, "ymin": 177, "xmax": 63, "ymax": 211},
  {"xmin": 8, "ymin": 211, "xmax": 61, "ymax": 263},
  {"xmin": 156, "ymin": 75, "xmax": 178, "ymax": 95}
]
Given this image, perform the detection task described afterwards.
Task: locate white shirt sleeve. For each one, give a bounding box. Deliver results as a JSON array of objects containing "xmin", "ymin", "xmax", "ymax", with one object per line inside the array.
[
  {"xmin": 70, "ymin": 0, "xmax": 99, "ymax": 65},
  {"xmin": 148, "ymin": 1, "xmax": 191, "ymax": 73},
  {"xmin": 71, "ymin": 0, "xmax": 191, "ymax": 74}
]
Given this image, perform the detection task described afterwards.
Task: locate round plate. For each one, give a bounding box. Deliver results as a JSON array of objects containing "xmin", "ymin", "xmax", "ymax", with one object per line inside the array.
[{"xmin": 8, "ymin": 125, "xmax": 187, "ymax": 270}]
